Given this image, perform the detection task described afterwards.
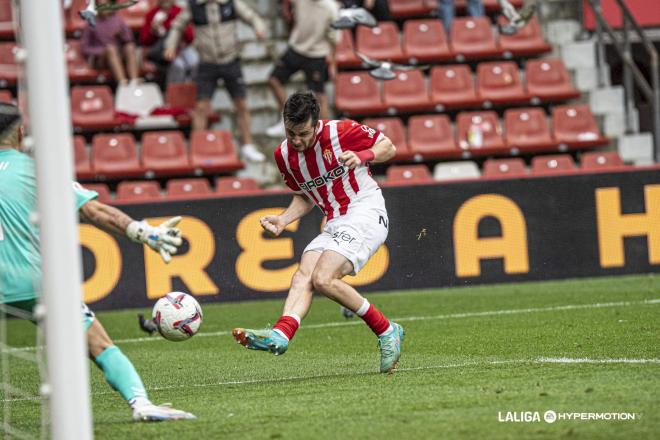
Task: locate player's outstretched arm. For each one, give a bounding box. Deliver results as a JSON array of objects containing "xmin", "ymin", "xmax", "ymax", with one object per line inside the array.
[
  {"xmin": 339, "ymin": 135, "xmax": 397, "ymax": 170},
  {"xmin": 79, "ymin": 200, "xmax": 183, "ymax": 263},
  {"xmin": 260, "ymin": 194, "xmax": 314, "ymax": 237}
]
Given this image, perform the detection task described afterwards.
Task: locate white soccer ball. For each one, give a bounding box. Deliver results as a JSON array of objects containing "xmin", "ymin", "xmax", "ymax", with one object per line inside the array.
[{"xmin": 152, "ymin": 292, "xmax": 203, "ymax": 342}]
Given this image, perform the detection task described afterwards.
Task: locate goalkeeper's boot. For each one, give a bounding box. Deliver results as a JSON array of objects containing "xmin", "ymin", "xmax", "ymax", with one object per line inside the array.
[
  {"xmin": 378, "ymin": 322, "xmax": 404, "ymax": 374},
  {"xmin": 132, "ymin": 403, "xmax": 196, "ymax": 422},
  {"xmin": 232, "ymin": 327, "xmax": 289, "ymax": 356}
]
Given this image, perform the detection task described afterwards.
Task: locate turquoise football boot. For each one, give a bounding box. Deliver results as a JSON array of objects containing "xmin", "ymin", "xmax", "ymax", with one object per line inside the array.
[
  {"xmin": 232, "ymin": 327, "xmax": 289, "ymax": 356},
  {"xmin": 377, "ymin": 322, "xmax": 404, "ymax": 373}
]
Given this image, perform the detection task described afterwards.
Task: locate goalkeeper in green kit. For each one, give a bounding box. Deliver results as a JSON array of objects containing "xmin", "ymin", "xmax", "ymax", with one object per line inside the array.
[{"xmin": 0, "ymin": 103, "xmax": 194, "ymax": 422}]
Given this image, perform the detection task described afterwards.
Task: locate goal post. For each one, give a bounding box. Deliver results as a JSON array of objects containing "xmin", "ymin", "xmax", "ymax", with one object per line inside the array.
[{"xmin": 19, "ymin": 0, "xmax": 93, "ymax": 438}]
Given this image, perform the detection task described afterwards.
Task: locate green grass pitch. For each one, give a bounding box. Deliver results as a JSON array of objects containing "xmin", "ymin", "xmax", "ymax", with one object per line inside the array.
[{"xmin": 2, "ymin": 274, "xmax": 659, "ymax": 439}]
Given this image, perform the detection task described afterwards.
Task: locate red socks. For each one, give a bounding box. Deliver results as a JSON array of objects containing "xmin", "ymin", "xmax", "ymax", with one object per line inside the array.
[
  {"xmin": 357, "ymin": 301, "xmax": 391, "ymax": 336},
  {"xmin": 273, "ymin": 314, "xmax": 300, "ymax": 341}
]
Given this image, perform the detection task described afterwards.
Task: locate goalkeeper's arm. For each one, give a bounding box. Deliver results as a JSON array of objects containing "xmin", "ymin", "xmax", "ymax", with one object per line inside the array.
[{"xmin": 79, "ymin": 200, "xmax": 183, "ymax": 263}]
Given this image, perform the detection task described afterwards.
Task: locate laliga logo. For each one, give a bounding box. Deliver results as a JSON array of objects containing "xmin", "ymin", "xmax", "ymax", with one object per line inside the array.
[{"xmin": 544, "ymin": 410, "xmax": 557, "ymax": 424}]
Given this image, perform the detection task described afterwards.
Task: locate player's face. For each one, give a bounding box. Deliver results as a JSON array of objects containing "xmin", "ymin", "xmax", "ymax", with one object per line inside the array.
[{"xmin": 285, "ymin": 118, "xmax": 317, "ymax": 152}]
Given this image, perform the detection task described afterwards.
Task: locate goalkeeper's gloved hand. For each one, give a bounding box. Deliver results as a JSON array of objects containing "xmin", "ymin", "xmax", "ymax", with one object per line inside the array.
[{"xmin": 126, "ymin": 216, "xmax": 183, "ymax": 263}]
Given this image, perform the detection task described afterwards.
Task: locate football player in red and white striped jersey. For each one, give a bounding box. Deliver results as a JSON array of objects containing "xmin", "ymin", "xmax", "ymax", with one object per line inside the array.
[{"xmin": 233, "ymin": 92, "xmax": 404, "ymax": 373}]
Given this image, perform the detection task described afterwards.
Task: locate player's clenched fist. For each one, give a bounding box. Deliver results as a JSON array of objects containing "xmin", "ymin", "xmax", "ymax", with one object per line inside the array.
[
  {"xmin": 339, "ymin": 150, "xmax": 375, "ymax": 170},
  {"xmin": 260, "ymin": 215, "xmax": 287, "ymax": 237}
]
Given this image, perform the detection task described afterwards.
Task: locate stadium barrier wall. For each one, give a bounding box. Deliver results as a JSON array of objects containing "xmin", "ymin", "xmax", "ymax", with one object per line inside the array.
[{"xmin": 80, "ymin": 169, "xmax": 660, "ymax": 311}]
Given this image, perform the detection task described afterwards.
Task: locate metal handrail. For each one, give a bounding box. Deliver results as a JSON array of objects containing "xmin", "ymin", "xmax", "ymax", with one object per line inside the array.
[{"xmin": 586, "ymin": 0, "xmax": 660, "ymax": 162}]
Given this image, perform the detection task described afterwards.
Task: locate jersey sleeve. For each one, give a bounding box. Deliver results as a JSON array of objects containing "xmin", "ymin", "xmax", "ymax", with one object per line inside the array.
[
  {"xmin": 72, "ymin": 182, "xmax": 98, "ymax": 210},
  {"xmin": 338, "ymin": 120, "xmax": 382, "ymax": 152},
  {"xmin": 274, "ymin": 147, "xmax": 303, "ymax": 194}
]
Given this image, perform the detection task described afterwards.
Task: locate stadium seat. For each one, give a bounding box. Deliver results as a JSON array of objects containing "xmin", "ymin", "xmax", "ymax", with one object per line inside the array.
[
  {"xmin": 166, "ymin": 82, "xmax": 196, "ymax": 110},
  {"xmin": 403, "ymin": 20, "xmax": 452, "ymax": 64},
  {"xmin": 190, "ymin": 129, "xmax": 243, "ymax": 174},
  {"xmin": 70, "ymin": 85, "xmax": 117, "ymax": 131},
  {"xmin": 0, "ymin": 0, "xmax": 14, "ymax": 39},
  {"xmin": 482, "ymin": 158, "xmax": 528, "ymax": 179},
  {"xmin": 525, "ymin": 58, "xmax": 580, "ymax": 103},
  {"xmin": 362, "ymin": 117, "xmax": 410, "ymax": 161},
  {"xmin": 166, "ymin": 178, "xmax": 213, "ymax": 198},
  {"xmin": 552, "ymin": 104, "xmax": 608, "ymax": 149},
  {"xmin": 383, "ymin": 70, "xmax": 432, "ymax": 114},
  {"xmin": 91, "ymin": 133, "xmax": 143, "ymax": 179},
  {"xmin": 581, "ymin": 151, "xmax": 628, "ymax": 171},
  {"xmin": 497, "ymin": 16, "xmax": 551, "ymax": 58},
  {"xmin": 64, "ymin": 0, "xmax": 88, "ymax": 35},
  {"xmin": 116, "ymin": 180, "xmax": 162, "ymax": 202},
  {"xmin": 385, "ymin": 164, "xmax": 433, "ymax": 186},
  {"xmin": 504, "ymin": 107, "xmax": 557, "ymax": 153},
  {"xmin": 477, "ymin": 61, "xmax": 527, "ymax": 106},
  {"xmin": 450, "ymin": 17, "xmax": 501, "ymax": 61},
  {"xmin": 118, "ymin": 0, "xmax": 156, "ymax": 31},
  {"xmin": 335, "ymin": 72, "xmax": 386, "ymax": 116},
  {"xmin": 82, "ymin": 183, "xmax": 112, "ymax": 204},
  {"xmin": 0, "ymin": 43, "xmax": 18, "ymax": 87},
  {"xmin": 459, "ymin": 0, "xmax": 523, "ymax": 12},
  {"xmin": 455, "ymin": 111, "xmax": 505, "ymax": 155},
  {"xmin": 433, "ymin": 161, "xmax": 481, "ymax": 181},
  {"xmin": 141, "ymin": 131, "xmax": 192, "ymax": 176},
  {"xmin": 215, "ymin": 176, "xmax": 261, "ymax": 196},
  {"xmin": 0, "ymin": 89, "xmax": 13, "ymax": 103},
  {"xmin": 73, "ymin": 135, "xmax": 94, "ymax": 180},
  {"xmin": 336, "ymin": 30, "xmax": 361, "ymax": 69},
  {"xmin": 388, "ymin": 0, "xmax": 434, "ymax": 18},
  {"xmin": 407, "ymin": 114, "xmax": 459, "ymax": 160},
  {"xmin": 356, "ymin": 22, "xmax": 407, "ymax": 63},
  {"xmin": 531, "ymin": 154, "xmax": 577, "ymax": 176},
  {"xmin": 429, "ymin": 65, "xmax": 479, "ymax": 110},
  {"xmin": 65, "ymin": 40, "xmax": 105, "ymax": 83}
]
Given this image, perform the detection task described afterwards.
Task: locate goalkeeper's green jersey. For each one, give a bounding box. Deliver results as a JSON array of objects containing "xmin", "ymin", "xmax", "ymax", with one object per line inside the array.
[{"xmin": 0, "ymin": 148, "xmax": 97, "ymax": 304}]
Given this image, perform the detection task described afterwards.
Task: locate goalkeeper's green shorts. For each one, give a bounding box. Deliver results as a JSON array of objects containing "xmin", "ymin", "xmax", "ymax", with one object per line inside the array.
[{"xmin": 2, "ymin": 299, "xmax": 96, "ymax": 331}]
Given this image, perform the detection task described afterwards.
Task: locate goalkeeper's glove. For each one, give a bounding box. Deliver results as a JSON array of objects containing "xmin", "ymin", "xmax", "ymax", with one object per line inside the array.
[{"xmin": 126, "ymin": 216, "xmax": 183, "ymax": 263}]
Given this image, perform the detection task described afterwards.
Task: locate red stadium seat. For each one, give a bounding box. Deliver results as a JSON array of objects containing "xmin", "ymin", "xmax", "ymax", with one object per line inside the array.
[
  {"xmin": 190, "ymin": 129, "xmax": 243, "ymax": 174},
  {"xmin": 73, "ymin": 135, "xmax": 93, "ymax": 180},
  {"xmin": 82, "ymin": 183, "xmax": 112, "ymax": 204},
  {"xmin": 497, "ymin": 16, "xmax": 551, "ymax": 58},
  {"xmin": 525, "ymin": 58, "xmax": 580, "ymax": 103},
  {"xmin": 335, "ymin": 72, "xmax": 386, "ymax": 116},
  {"xmin": 70, "ymin": 85, "xmax": 117, "ymax": 131},
  {"xmin": 92, "ymin": 133, "xmax": 143, "ymax": 178},
  {"xmin": 581, "ymin": 151, "xmax": 627, "ymax": 171},
  {"xmin": 64, "ymin": 0, "xmax": 87, "ymax": 35},
  {"xmin": 215, "ymin": 176, "xmax": 261, "ymax": 196},
  {"xmin": 450, "ymin": 17, "xmax": 501, "ymax": 61},
  {"xmin": 456, "ymin": 111, "xmax": 505, "ymax": 155},
  {"xmin": 429, "ymin": 65, "xmax": 479, "ymax": 110},
  {"xmin": 116, "ymin": 180, "xmax": 162, "ymax": 202},
  {"xmin": 477, "ymin": 61, "xmax": 527, "ymax": 106},
  {"xmin": 385, "ymin": 164, "xmax": 433, "ymax": 185},
  {"xmin": 65, "ymin": 40, "xmax": 105, "ymax": 83},
  {"xmin": 552, "ymin": 104, "xmax": 608, "ymax": 149},
  {"xmin": 165, "ymin": 82, "xmax": 219, "ymax": 126},
  {"xmin": 118, "ymin": 0, "xmax": 156, "ymax": 31},
  {"xmin": 141, "ymin": 131, "xmax": 192, "ymax": 176},
  {"xmin": 531, "ymin": 154, "xmax": 577, "ymax": 176},
  {"xmin": 0, "ymin": 0, "xmax": 14, "ymax": 39},
  {"xmin": 482, "ymin": 158, "xmax": 528, "ymax": 179},
  {"xmin": 476, "ymin": 0, "xmax": 523, "ymax": 12},
  {"xmin": 403, "ymin": 19, "xmax": 452, "ymax": 64},
  {"xmin": 0, "ymin": 43, "xmax": 18, "ymax": 87},
  {"xmin": 383, "ymin": 70, "xmax": 432, "ymax": 114},
  {"xmin": 407, "ymin": 114, "xmax": 459, "ymax": 160},
  {"xmin": 336, "ymin": 30, "xmax": 361, "ymax": 69},
  {"xmin": 356, "ymin": 22, "xmax": 406, "ymax": 63},
  {"xmin": 0, "ymin": 89, "xmax": 13, "ymax": 103},
  {"xmin": 362, "ymin": 117, "xmax": 410, "ymax": 161},
  {"xmin": 166, "ymin": 178, "xmax": 213, "ymax": 198},
  {"xmin": 504, "ymin": 107, "xmax": 557, "ymax": 153},
  {"xmin": 388, "ymin": 0, "xmax": 434, "ymax": 18}
]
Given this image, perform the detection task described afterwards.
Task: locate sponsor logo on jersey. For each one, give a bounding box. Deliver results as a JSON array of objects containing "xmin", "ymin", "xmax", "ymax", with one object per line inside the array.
[{"xmin": 299, "ymin": 165, "xmax": 346, "ymax": 191}]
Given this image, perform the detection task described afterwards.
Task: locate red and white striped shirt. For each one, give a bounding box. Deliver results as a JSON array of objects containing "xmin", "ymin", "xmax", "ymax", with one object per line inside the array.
[{"xmin": 274, "ymin": 119, "xmax": 384, "ymax": 220}]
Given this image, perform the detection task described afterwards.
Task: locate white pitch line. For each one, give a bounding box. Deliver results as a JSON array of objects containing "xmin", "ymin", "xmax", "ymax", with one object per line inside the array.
[
  {"xmin": 4, "ymin": 297, "xmax": 660, "ymax": 353},
  {"xmin": 2, "ymin": 357, "xmax": 659, "ymax": 403}
]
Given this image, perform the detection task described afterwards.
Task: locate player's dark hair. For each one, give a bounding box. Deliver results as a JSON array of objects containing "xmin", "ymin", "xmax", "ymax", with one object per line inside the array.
[{"xmin": 283, "ymin": 91, "xmax": 320, "ymax": 127}]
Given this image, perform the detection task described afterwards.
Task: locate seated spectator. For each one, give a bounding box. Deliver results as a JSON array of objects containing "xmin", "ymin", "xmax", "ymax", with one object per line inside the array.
[
  {"xmin": 80, "ymin": 0, "xmax": 140, "ymax": 85},
  {"xmin": 342, "ymin": 0, "xmax": 390, "ymax": 22},
  {"xmin": 438, "ymin": 0, "xmax": 484, "ymax": 33},
  {"xmin": 140, "ymin": 0, "xmax": 198, "ymax": 85}
]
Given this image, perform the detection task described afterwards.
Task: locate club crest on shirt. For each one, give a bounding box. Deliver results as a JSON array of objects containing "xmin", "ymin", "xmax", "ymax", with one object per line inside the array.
[{"xmin": 323, "ymin": 148, "xmax": 333, "ymax": 163}]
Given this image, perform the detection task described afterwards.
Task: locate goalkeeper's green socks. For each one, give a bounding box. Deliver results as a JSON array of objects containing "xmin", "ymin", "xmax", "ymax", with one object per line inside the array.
[{"xmin": 94, "ymin": 345, "xmax": 148, "ymax": 404}]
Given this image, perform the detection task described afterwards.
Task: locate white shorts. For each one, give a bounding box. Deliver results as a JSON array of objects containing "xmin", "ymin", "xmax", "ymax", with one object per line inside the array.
[{"xmin": 303, "ymin": 206, "xmax": 389, "ymax": 275}]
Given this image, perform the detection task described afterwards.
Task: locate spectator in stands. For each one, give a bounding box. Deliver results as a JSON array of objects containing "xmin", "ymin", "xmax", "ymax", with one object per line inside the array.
[
  {"xmin": 80, "ymin": 0, "xmax": 140, "ymax": 85},
  {"xmin": 140, "ymin": 0, "xmax": 198, "ymax": 86},
  {"xmin": 164, "ymin": 0, "xmax": 267, "ymax": 163},
  {"xmin": 265, "ymin": 0, "xmax": 340, "ymax": 137},
  {"xmin": 438, "ymin": 0, "xmax": 484, "ymax": 33},
  {"xmin": 342, "ymin": 0, "xmax": 391, "ymax": 22}
]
